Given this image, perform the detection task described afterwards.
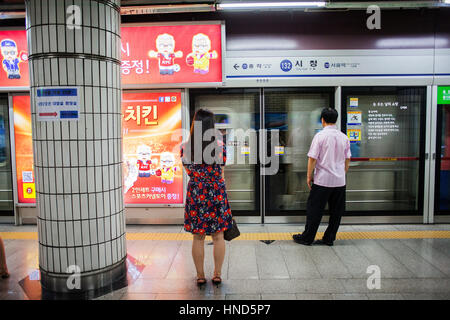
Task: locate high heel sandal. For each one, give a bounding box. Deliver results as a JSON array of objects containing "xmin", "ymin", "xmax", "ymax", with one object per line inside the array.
[
  {"xmin": 211, "ymin": 275, "xmax": 222, "ymax": 286},
  {"xmin": 196, "ymin": 277, "xmax": 207, "ymax": 286}
]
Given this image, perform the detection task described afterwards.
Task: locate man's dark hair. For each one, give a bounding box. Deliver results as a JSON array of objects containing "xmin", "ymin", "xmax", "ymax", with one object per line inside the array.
[{"xmin": 321, "ymin": 107, "xmax": 338, "ymax": 124}]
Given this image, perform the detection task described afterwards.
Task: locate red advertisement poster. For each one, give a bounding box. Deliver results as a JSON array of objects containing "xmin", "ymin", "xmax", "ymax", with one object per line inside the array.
[
  {"xmin": 12, "ymin": 95, "xmax": 36, "ymax": 203},
  {"xmin": 122, "ymin": 91, "xmax": 183, "ymax": 204},
  {"xmin": 0, "ymin": 30, "xmax": 29, "ymax": 88},
  {"xmin": 121, "ymin": 23, "xmax": 223, "ymax": 85}
]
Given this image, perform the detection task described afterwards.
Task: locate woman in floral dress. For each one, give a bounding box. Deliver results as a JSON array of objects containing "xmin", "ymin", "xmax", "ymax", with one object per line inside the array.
[{"xmin": 181, "ymin": 109, "xmax": 232, "ymax": 286}]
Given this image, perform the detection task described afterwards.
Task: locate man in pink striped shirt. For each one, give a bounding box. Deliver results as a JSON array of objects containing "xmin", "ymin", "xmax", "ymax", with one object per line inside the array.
[{"xmin": 293, "ymin": 108, "xmax": 351, "ymax": 246}]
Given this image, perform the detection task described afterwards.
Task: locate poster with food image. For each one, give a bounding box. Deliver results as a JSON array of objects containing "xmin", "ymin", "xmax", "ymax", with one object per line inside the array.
[
  {"xmin": 12, "ymin": 95, "xmax": 36, "ymax": 203},
  {"xmin": 122, "ymin": 91, "xmax": 183, "ymax": 204}
]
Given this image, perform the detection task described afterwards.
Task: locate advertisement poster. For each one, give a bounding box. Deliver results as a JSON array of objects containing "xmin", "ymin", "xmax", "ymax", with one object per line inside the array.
[
  {"xmin": 122, "ymin": 91, "xmax": 183, "ymax": 204},
  {"xmin": 121, "ymin": 24, "xmax": 223, "ymax": 85},
  {"xmin": 0, "ymin": 30, "xmax": 28, "ymax": 88},
  {"xmin": 12, "ymin": 95, "xmax": 35, "ymax": 203},
  {"xmin": 347, "ymin": 128, "xmax": 362, "ymax": 143},
  {"xmin": 347, "ymin": 111, "xmax": 362, "ymax": 125}
]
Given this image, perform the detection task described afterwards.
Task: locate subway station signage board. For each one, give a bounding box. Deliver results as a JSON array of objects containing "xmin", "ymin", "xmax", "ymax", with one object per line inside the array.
[
  {"xmin": 13, "ymin": 92, "xmax": 184, "ymax": 205},
  {"xmin": 0, "ymin": 22, "xmax": 223, "ymax": 89}
]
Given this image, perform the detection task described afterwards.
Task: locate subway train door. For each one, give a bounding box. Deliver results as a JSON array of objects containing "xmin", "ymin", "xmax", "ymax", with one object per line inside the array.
[
  {"xmin": 189, "ymin": 88, "xmax": 335, "ymax": 222},
  {"xmin": 435, "ymin": 86, "xmax": 450, "ymax": 216},
  {"xmin": 189, "ymin": 89, "xmax": 261, "ymax": 220},
  {"xmin": 262, "ymin": 88, "xmax": 335, "ymax": 222}
]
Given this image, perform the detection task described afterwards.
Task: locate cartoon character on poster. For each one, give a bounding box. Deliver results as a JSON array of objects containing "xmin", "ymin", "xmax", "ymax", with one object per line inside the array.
[
  {"xmin": 186, "ymin": 33, "xmax": 218, "ymax": 75},
  {"xmin": 1, "ymin": 39, "xmax": 27, "ymax": 79},
  {"xmin": 159, "ymin": 152, "xmax": 179, "ymax": 184},
  {"xmin": 124, "ymin": 144, "xmax": 161, "ymax": 193},
  {"xmin": 148, "ymin": 33, "xmax": 183, "ymax": 75}
]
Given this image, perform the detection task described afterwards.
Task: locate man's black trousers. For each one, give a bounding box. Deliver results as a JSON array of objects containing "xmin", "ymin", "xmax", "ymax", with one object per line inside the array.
[{"xmin": 301, "ymin": 183, "xmax": 346, "ymax": 243}]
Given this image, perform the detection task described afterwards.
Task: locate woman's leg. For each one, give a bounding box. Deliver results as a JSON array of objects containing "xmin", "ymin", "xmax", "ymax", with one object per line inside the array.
[
  {"xmin": 0, "ymin": 236, "xmax": 9, "ymax": 275},
  {"xmin": 192, "ymin": 234, "xmax": 206, "ymax": 278},
  {"xmin": 211, "ymin": 231, "xmax": 225, "ymax": 277}
]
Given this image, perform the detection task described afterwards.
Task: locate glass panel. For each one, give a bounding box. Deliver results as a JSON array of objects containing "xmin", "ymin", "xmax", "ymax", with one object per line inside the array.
[
  {"xmin": 343, "ymin": 87, "xmax": 424, "ymax": 213},
  {"xmin": 264, "ymin": 89, "xmax": 332, "ymax": 216},
  {"xmin": 0, "ymin": 94, "xmax": 14, "ymax": 214},
  {"xmin": 438, "ymin": 105, "xmax": 450, "ymax": 213},
  {"xmin": 191, "ymin": 89, "xmax": 260, "ymax": 216}
]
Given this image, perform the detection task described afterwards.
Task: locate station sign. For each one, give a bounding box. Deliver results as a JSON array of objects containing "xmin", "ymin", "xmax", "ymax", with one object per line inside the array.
[{"xmin": 35, "ymin": 87, "xmax": 80, "ymax": 121}]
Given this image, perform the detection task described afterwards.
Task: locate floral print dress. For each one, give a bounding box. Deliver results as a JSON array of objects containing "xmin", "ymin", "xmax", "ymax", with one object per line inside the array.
[{"xmin": 181, "ymin": 143, "xmax": 232, "ymax": 235}]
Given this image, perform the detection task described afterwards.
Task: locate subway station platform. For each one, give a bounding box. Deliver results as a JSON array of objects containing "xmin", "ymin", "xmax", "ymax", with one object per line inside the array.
[{"xmin": 1, "ymin": 223, "xmax": 450, "ymax": 300}]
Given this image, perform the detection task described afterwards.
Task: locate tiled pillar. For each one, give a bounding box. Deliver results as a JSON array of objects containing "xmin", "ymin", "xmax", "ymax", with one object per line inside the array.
[{"xmin": 25, "ymin": 0, "xmax": 127, "ymax": 292}]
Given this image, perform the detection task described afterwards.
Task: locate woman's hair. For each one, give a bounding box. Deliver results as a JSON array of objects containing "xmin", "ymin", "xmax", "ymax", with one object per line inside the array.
[{"xmin": 184, "ymin": 108, "xmax": 222, "ymax": 165}]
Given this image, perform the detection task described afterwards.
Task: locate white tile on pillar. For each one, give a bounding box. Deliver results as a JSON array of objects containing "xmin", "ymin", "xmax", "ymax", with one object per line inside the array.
[
  {"xmin": 70, "ymin": 141, "xmax": 78, "ymax": 166},
  {"xmin": 63, "ymin": 168, "xmax": 71, "ymax": 194},
  {"xmin": 75, "ymin": 247, "xmax": 84, "ymax": 272},
  {"xmin": 73, "ymin": 221, "xmax": 82, "ymax": 246},
  {"xmin": 78, "ymin": 141, "xmax": 86, "ymax": 167},
  {"xmin": 55, "ymin": 141, "xmax": 63, "ymax": 167},
  {"xmin": 105, "ymin": 241, "xmax": 112, "ymax": 266},
  {"xmin": 57, "ymin": 25, "xmax": 66, "ymax": 53},
  {"xmin": 102, "ymin": 167, "xmax": 110, "ymax": 194},
  {"xmin": 47, "ymin": 247, "xmax": 54, "ymax": 272},
  {"xmin": 60, "ymin": 249, "xmax": 69, "ymax": 274},
  {"xmin": 42, "ymin": 25, "xmax": 49, "ymax": 54},
  {"xmin": 71, "ymin": 168, "xmax": 79, "ymax": 193},
  {"xmin": 82, "ymin": 26, "xmax": 92, "ymax": 55},
  {"xmin": 91, "ymin": 245, "xmax": 99, "ymax": 270},
  {"xmin": 50, "ymin": 57, "xmax": 59, "ymax": 85},
  {"xmin": 68, "ymin": 247, "xmax": 76, "ymax": 269},
  {"xmin": 79, "ymin": 168, "xmax": 87, "ymax": 193},
  {"xmin": 75, "ymin": 30, "xmax": 83, "ymax": 55},
  {"xmin": 86, "ymin": 141, "xmax": 94, "ymax": 166},
  {"xmin": 47, "ymin": 141, "xmax": 54, "ymax": 166},
  {"xmin": 51, "ymin": 220, "xmax": 59, "ymax": 246},
  {"xmin": 111, "ymin": 239, "xmax": 117, "ymax": 264},
  {"xmin": 72, "ymin": 193, "xmax": 81, "ymax": 220},
  {"xmin": 58, "ymin": 221, "xmax": 67, "ymax": 247},
  {"xmin": 80, "ymin": 194, "xmax": 88, "ymax": 220},
  {"xmin": 97, "ymin": 193, "xmax": 105, "ymax": 219},
  {"xmin": 55, "ymin": 0, "xmax": 65, "ymax": 24},
  {"xmin": 55, "ymin": 167, "xmax": 63, "ymax": 193},
  {"xmin": 90, "ymin": 219, "xmax": 98, "ymax": 244},
  {"xmin": 53, "ymin": 248, "xmax": 61, "ymax": 273},
  {"xmin": 85, "ymin": 114, "xmax": 93, "ymax": 140},
  {"xmin": 67, "ymin": 58, "xmax": 76, "ymax": 85},
  {"xmin": 66, "ymin": 221, "xmax": 74, "ymax": 247},
  {"xmin": 87, "ymin": 167, "xmax": 95, "ymax": 193},
  {"xmin": 43, "ymin": 57, "xmax": 51, "ymax": 85},
  {"xmin": 88, "ymin": 194, "xmax": 97, "ymax": 220},
  {"xmin": 104, "ymin": 215, "xmax": 111, "ymax": 242},
  {"xmin": 95, "ymin": 166, "xmax": 103, "ymax": 193},
  {"xmin": 58, "ymin": 58, "xmax": 67, "ymax": 85},
  {"xmin": 83, "ymin": 247, "xmax": 91, "ymax": 272},
  {"xmin": 99, "ymin": 243, "xmax": 106, "ymax": 269},
  {"xmin": 49, "ymin": 192, "xmax": 58, "ymax": 221},
  {"xmin": 97, "ymin": 219, "xmax": 105, "ymax": 243},
  {"xmin": 82, "ymin": 219, "xmax": 90, "ymax": 246},
  {"xmin": 66, "ymin": 27, "xmax": 75, "ymax": 53},
  {"xmin": 64, "ymin": 194, "xmax": 73, "ymax": 220},
  {"xmin": 90, "ymin": 1, "xmax": 99, "ymax": 28},
  {"xmin": 41, "ymin": 140, "xmax": 48, "ymax": 167},
  {"xmin": 57, "ymin": 194, "xmax": 65, "ymax": 221},
  {"xmin": 40, "ymin": 245, "xmax": 47, "ymax": 270}
]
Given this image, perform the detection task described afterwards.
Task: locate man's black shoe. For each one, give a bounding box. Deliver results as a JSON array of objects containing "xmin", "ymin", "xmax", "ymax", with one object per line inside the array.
[
  {"xmin": 292, "ymin": 234, "xmax": 312, "ymax": 246},
  {"xmin": 313, "ymin": 239, "xmax": 333, "ymax": 246}
]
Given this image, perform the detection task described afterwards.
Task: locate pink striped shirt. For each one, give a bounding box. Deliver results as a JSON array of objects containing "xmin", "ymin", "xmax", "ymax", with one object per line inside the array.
[{"xmin": 307, "ymin": 125, "xmax": 351, "ymax": 187}]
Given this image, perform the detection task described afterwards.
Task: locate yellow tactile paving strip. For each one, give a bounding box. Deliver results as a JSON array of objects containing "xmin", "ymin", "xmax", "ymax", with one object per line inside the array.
[{"xmin": 1, "ymin": 230, "xmax": 450, "ymax": 241}]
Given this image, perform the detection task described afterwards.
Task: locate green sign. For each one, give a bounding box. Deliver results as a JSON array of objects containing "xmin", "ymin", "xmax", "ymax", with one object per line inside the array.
[{"xmin": 438, "ymin": 86, "xmax": 450, "ymax": 104}]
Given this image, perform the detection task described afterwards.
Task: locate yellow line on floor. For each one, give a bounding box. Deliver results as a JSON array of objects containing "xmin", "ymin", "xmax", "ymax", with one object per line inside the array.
[{"xmin": 1, "ymin": 230, "xmax": 450, "ymax": 241}]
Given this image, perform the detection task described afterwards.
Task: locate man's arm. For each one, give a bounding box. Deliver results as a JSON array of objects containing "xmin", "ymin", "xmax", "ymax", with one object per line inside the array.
[
  {"xmin": 307, "ymin": 157, "xmax": 317, "ymax": 190},
  {"xmin": 345, "ymin": 158, "xmax": 350, "ymax": 173}
]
